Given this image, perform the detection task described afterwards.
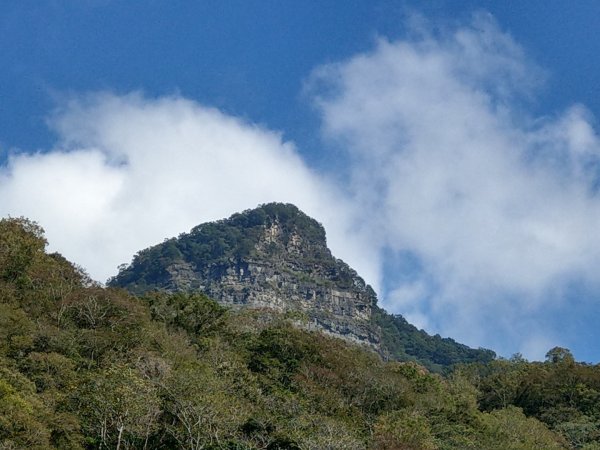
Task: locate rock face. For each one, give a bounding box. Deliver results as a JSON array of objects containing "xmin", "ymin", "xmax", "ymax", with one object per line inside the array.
[{"xmin": 109, "ymin": 203, "xmax": 380, "ymax": 346}]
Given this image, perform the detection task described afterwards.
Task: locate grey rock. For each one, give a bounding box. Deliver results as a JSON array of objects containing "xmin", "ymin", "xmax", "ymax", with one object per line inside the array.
[{"xmin": 110, "ymin": 204, "xmax": 381, "ymax": 348}]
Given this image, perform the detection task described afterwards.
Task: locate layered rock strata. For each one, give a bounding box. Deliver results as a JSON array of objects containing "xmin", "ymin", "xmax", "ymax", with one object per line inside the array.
[{"xmin": 110, "ymin": 203, "xmax": 380, "ymax": 346}]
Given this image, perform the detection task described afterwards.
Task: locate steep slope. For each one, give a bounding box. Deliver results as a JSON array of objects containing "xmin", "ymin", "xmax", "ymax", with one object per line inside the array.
[
  {"xmin": 109, "ymin": 203, "xmax": 494, "ymax": 368},
  {"xmin": 372, "ymin": 308, "xmax": 495, "ymax": 372}
]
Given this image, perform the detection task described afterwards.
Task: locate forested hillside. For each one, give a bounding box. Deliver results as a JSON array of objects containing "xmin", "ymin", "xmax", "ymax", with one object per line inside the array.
[
  {"xmin": 1, "ymin": 216, "xmax": 598, "ymax": 449},
  {"xmin": 372, "ymin": 309, "xmax": 495, "ymax": 373}
]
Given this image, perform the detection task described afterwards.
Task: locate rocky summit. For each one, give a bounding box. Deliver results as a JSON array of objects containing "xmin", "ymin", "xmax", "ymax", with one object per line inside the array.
[
  {"xmin": 109, "ymin": 203, "xmax": 380, "ymax": 346},
  {"xmin": 109, "ymin": 203, "xmax": 495, "ymax": 370}
]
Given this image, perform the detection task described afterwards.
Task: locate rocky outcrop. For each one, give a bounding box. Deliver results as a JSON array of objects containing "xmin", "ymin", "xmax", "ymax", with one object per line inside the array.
[{"xmin": 109, "ymin": 203, "xmax": 380, "ymax": 347}]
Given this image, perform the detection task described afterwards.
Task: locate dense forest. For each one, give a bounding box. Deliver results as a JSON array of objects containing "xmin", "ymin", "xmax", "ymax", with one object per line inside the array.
[{"xmin": 1, "ymin": 217, "xmax": 600, "ymax": 449}]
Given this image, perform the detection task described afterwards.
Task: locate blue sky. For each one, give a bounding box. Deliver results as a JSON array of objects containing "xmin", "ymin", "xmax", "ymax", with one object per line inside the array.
[{"xmin": 2, "ymin": 1, "xmax": 600, "ymax": 362}]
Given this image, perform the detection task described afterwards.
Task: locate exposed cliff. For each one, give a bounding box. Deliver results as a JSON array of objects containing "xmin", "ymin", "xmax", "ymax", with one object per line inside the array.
[{"xmin": 109, "ymin": 203, "xmax": 380, "ymax": 346}]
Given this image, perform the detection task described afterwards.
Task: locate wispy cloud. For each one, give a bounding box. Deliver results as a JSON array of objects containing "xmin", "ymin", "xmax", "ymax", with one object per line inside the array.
[{"xmin": 308, "ymin": 13, "xmax": 600, "ymax": 359}]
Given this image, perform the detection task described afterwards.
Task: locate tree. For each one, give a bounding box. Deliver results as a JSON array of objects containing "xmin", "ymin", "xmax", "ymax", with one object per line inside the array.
[
  {"xmin": 478, "ymin": 406, "xmax": 567, "ymax": 450},
  {"xmin": 373, "ymin": 409, "xmax": 437, "ymax": 450},
  {"xmin": 546, "ymin": 348, "xmax": 575, "ymax": 365},
  {"xmin": 0, "ymin": 217, "xmax": 46, "ymax": 283},
  {"xmin": 161, "ymin": 361, "xmax": 251, "ymax": 449},
  {"xmin": 0, "ymin": 364, "xmax": 53, "ymax": 448},
  {"xmin": 75, "ymin": 364, "xmax": 160, "ymax": 450}
]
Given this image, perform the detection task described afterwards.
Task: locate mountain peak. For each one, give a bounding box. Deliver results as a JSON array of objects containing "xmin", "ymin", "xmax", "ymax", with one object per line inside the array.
[
  {"xmin": 199, "ymin": 203, "xmax": 331, "ymax": 258},
  {"xmin": 224, "ymin": 202, "xmax": 319, "ymax": 227},
  {"xmin": 109, "ymin": 203, "xmax": 379, "ymax": 345}
]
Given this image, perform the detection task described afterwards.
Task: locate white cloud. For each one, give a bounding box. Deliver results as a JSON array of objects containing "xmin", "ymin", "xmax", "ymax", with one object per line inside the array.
[
  {"xmin": 309, "ymin": 14, "xmax": 600, "ymax": 359},
  {"xmin": 0, "ymin": 92, "xmax": 379, "ymax": 287},
  {"xmin": 387, "ymin": 280, "xmax": 431, "ymax": 330}
]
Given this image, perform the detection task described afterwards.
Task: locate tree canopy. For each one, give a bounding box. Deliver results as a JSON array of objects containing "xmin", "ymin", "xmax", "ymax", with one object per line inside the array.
[{"xmin": 0, "ymin": 217, "xmax": 595, "ymax": 449}]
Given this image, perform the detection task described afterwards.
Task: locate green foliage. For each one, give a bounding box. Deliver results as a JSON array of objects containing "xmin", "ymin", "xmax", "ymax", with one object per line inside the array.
[
  {"xmin": 466, "ymin": 352, "xmax": 600, "ymax": 448},
  {"xmin": 75, "ymin": 364, "xmax": 160, "ymax": 449},
  {"xmin": 0, "ymin": 216, "xmax": 591, "ymax": 449},
  {"xmin": 0, "ymin": 217, "xmax": 46, "ymax": 283},
  {"xmin": 248, "ymin": 325, "xmax": 320, "ymax": 386},
  {"xmin": 108, "ymin": 203, "xmax": 335, "ymax": 294},
  {"xmin": 162, "ymin": 360, "xmax": 252, "ymax": 449},
  {"xmin": 373, "ymin": 409, "xmax": 437, "ymax": 450},
  {"xmin": 145, "ymin": 291, "xmax": 228, "ymax": 339},
  {"xmin": 0, "ymin": 376, "xmax": 52, "ymax": 448},
  {"xmin": 372, "ymin": 307, "xmax": 496, "ymax": 373},
  {"xmin": 0, "ymin": 303, "xmax": 35, "ymax": 358},
  {"xmin": 478, "ymin": 406, "xmax": 567, "ymax": 449}
]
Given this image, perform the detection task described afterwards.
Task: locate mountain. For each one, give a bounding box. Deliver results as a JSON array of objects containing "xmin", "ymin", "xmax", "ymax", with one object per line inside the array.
[{"xmin": 109, "ymin": 203, "xmax": 494, "ymax": 370}]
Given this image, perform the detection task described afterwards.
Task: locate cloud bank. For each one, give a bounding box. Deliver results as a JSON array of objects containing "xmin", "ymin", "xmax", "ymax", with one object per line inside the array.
[
  {"xmin": 0, "ymin": 93, "xmax": 378, "ymax": 287},
  {"xmin": 309, "ymin": 14, "xmax": 600, "ymax": 359}
]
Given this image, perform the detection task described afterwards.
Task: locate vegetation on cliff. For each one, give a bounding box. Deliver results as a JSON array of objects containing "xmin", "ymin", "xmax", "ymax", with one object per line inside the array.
[
  {"xmin": 108, "ymin": 203, "xmax": 352, "ymax": 295},
  {"xmin": 1, "ymin": 216, "xmax": 598, "ymax": 449},
  {"xmin": 372, "ymin": 309, "xmax": 495, "ymax": 372}
]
